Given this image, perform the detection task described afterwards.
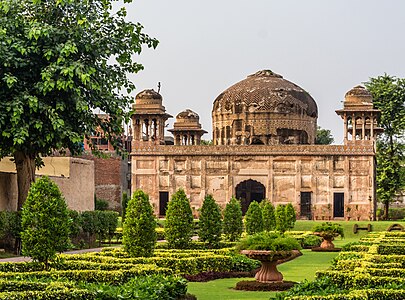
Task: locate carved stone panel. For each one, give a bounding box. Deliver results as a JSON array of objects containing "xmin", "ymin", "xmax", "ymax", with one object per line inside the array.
[
  {"xmin": 191, "ymin": 176, "xmax": 201, "ymax": 188},
  {"xmin": 273, "ymin": 175, "xmax": 295, "ymax": 202},
  {"xmin": 159, "ymin": 176, "xmax": 169, "ymax": 188},
  {"xmin": 159, "ymin": 160, "xmax": 169, "ymax": 171},
  {"xmin": 174, "ymin": 160, "xmax": 186, "ymax": 172},
  {"xmin": 333, "ymin": 176, "xmax": 345, "ymax": 188},
  {"xmin": 273, "ymin": 160, "xmax": 296, "ymax": 173},
  {"xmin": 191, "ymin": 160, "xmax": 201, "ymax": 170},
  {"xmin": 300, "ymin": 160, "xmax": 312, "ymax": 173},
  {"xmin": 136, "ymin": 160, "xmax": 154, "ymax": 169},
  {"xmin": 175, "ymin": 175, "xmax": 187, "ymax": 188},
  {"xmin": 301, "ymin": 175, "xmax": 312, "ymax": 188},
  {"xmin": 315, "ymin": 176, "xmax": 329, "ymax": 203},
  {"xmin": 349, "ymin": 175, "xmax": 370, "ymax": 202}
]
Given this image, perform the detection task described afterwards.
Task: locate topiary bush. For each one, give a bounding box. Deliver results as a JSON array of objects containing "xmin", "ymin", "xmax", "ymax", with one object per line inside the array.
[
  {"xmin": 123, "ymin": 190, "xmax": 156, "ymax": 257},
  {"xmin": 285, "ymin": 203, "xmax": 297, "ymax": 230},
  {"xmin": 198, "ymin": 194, "xmax": 222, "ymax": 248},
  {"xmin": 165, "ymin": 189, "xmax": 194, "ymax": 249},
  {"xmin": 237, "ymin": 231, "xmax": 301, "ymax": 251},
  {"xmin": 223, "ymin": 197, "xmax": 243, "ymax": 242},
  {"xmin": 245, "ymin": 201, "xmax": 263, "ymax": 235},
  {"xmin": 21, "ymin": 176, "xmax": 71, "ymax": 269},
  {"xmin": 261, "ymin": 200, "xmax": 276, "ymax": 232},
  {"xmin": 275, "ymin": 204, "xmax": 287, "ymax": 233}
]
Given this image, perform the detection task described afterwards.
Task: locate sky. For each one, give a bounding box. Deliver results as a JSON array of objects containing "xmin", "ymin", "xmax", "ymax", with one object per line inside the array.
[{"xmin": 123, "ymin": 0, "xmax": 405, "ymax": 144}]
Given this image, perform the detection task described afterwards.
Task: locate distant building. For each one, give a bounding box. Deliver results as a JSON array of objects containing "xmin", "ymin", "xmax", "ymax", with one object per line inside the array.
[{"xmin": 130, "ymin": 70, "xmax": 382, "ymax": 221}]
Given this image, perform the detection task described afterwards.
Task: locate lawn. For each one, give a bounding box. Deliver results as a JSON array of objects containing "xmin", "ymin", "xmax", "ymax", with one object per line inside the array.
[
  {"xmin": 188, "ymin": 249, "xmax": 338, "ymax": 300},
  {"xmin": 187, "ymin": 220, "xmax": 404, "ymax": 300}
]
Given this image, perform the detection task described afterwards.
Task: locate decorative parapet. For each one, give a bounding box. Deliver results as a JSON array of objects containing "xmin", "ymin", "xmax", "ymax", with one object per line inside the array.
[{"xmin": 131, "ymin": 144, "xmax": 375, "ymax": 156}]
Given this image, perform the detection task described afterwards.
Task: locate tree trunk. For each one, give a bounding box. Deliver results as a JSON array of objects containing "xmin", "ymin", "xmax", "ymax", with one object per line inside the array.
[
  {"xmin": 14, "ymin": 151, "xmax": 36, "ymax": 210},
  {"xmin": 384, "ymin": 201, "xmax": 389, "ymax": 220}
]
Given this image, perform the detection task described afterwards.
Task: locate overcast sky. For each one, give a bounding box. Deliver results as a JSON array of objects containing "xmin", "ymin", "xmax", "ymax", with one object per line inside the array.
[{"xmin": 124, "ymin": 0, "xmax": 405, "ymax": 144}]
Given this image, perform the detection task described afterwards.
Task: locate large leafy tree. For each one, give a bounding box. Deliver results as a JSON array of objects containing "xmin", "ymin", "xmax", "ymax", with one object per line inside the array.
[
  {"xmin": 198, "ymin": 194, "xmax": 222, "ymax": 248},
  {"xmin": 0, "ymin": 0, "xmax": 158, "ymax": 209},
  {"xmin": 365, "ymin": 75, "xmax": 405, "ymax": 218}
]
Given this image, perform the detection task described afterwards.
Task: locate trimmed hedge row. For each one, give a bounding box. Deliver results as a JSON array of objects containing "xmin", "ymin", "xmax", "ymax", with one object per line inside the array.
[
  {"xmin": 286, "ymin": 289, "xmax": 405, "ymax": 300},
  {"xmin": 0, "ymin": 289, "xmax": 96, "ymax": 300},
  {"xmin": 0, "ymin": 267, "xmax": 171, "ymax": 285}
]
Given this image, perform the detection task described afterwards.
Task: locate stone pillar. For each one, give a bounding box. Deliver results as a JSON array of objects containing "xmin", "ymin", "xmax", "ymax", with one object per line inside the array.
[
  {"xmin": 370, "ymin": 115, "xmax": 374, "ymax": 140},
  {"xmin": 352, "ymin": 114, "xmax": 356, "ymax": 141},
  {"xmin": 343, "ymin": 114, "xmax": 348, "ymax": 142},
  {"xmin": 361, "ymin": 116, "xmax": 365, "ymax": 140},
  {"xmin": 148, "ymin": 119, "xmax": 153, "ymax": 141}
]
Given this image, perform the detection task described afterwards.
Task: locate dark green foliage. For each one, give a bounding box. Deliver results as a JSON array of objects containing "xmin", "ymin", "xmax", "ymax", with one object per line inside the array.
[
  {"xmin": 21, "ymin": 176, "xmax": 71, "ymax": 268},
  {"xmin": 0, "ymin": 0, "xmax": 158, "ymax": 208},
  {"xmin": 261, "ymin": 200, "xmax": 276, "ymax": 231},
  {"xmin": 68, "ymin": 209, "xmax": 82, "ymax": 239},
  {"xmin": 315, "ymin": 126, "xmax": 334, "ymax": 145},
  {"xmin": 198, "ymin": 194, "xmax": 222, "ymax": 247},
  {"xmin": 275, "ymin": 204, "xmax": 287, "ymax": 233},
  {"xmin": 94, "ymin": 198, "xmax": 109, "ymax": 211},
  {"xmin": 165, "ymin": 189, "xmax": 194, "ymax": 249},
  {"xmin": 222, "ymin": 197, "xmax": 243, "ymax": 242},
  {"xmin": 312, "ymin": 222, "xmax": 344, "ymax": 239},
  {"xmin": 123, "ymin": 190, "xmax": 157, "ymax": 257},
  {"xmin": 244, "ymin": 201, "xmax": 263, "ymax": 235},
  {"xmin": 83, "ymin": 275, "xmax": 188, "ymax": 300},
  {"xmin": 365, "ymin": 75, "xmax": 405, "ymax": 218},
  {"xmin": 302, "ymin": 234, "xmax": 322, "ymax": 248},
  {"xmin": 121, "ymin": 192, "xmax": 129, "ymax": 220},
  {"xmin": 285, "ymin": 203, "xmax": 297, "ymax": 230},
  {"xmin": 80, "ymin": 210, "xmax": 118, "ymax": 246},
  {"xmin": 237, "ymin": 231, "xmax": 301, "ymax": 251}
]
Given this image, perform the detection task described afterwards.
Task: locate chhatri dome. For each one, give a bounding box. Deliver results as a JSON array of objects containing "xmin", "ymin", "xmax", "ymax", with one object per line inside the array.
[{"xmin": 212, "ymin": 70, "xmax": 318, "ymax": 145}]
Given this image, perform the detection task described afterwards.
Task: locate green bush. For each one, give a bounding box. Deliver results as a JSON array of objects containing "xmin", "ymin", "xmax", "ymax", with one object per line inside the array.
[
  {"xmin": 198, "ymin": 194, "xmax": 222, "ymax": 248},
  {"xmin": 121, "ymin": 192, "xmax": 129, "ymax": 220},
  {"xmin": 285, "ymin": 203, "xmax": 297, "ymax": 230},
  {"xmin": 165, "ymin": 189, "xmax": 194, "ymax": 249},
  {"xmin": 21, "ymin": 176, "xmax": 71, "ymax": 269},
  {"xmin": 123, "ymin": 190, "xmax": 157, "ymax": 257},
  {"xmin": 94, "ymin": 198, "xmax": 109, "ymax": 211},
  {"xmin": 275, "ymin": 204, "xmax": 287, "ymax": 233},
  {"xmin": 223, "ymin": 197, "xmax": 243, "ymax": 241},
  {"xmin": 312, "ymin": 222, "xmax": 344, "ymax": 240},
  {"xmin": 237, "ymin": 231, "xmax": 301, "ymax": 251},
  {"xmin": 245, "ymin": 201, "xmax": 263, "ymax": 235},
  {"xmin": 261, "ymin": 200, "xmax": 276, "ymax": 231}
]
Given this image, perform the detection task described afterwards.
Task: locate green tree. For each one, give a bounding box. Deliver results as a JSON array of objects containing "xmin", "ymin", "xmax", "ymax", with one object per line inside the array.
[
  {"xmin": 285, "ymin": 203, "xmax": 297, "ymax": 230},
  {"xmin": 198, "ymin": 194, "xmax": 222, "ymax": 248},
  {"xmin": 315, "ymin": 126, "xmax": 334, "ymax": 145},
  {"xmin": 245, "ymin": 201, "xmax": 263, "ymax": 235},
  {"xmin": 261, "ymin": 200, "xmax": 276, "ymax": 231},
  {"xmin": 275, "ymin": 204, "xmax": 287, "ymax": 234},
  {"xmin": 223, "ymin": 197, "xmax": 243, "ymax": 241},
  {"xmin": 365, "ymin": 75, "xmax": 405, "ymax": 218},
  {"xmin": 0, "ymin": 0, "xmax": 158, "ymax": 209},
  {"xmin": 21, "ymin": 176, "xmax": 71, "ymax": 269},
  {"xmin": 165, "ymin": 189, "xmax": 193, "ymax": 249},
  {"xmin": 123, "ymin": 190, "xmax": 156, "ymax": 257}
]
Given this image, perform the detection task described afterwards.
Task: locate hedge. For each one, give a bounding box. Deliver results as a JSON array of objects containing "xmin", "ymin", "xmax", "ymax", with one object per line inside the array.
[
  {"xmin": 0, "ymin": 267, "xmax": 171, "ymax": 285},
  {"xmin": 285, "ymin": 289, "xmax": 405, "ymax": 300},
  {"xmin": 0, "ymin": 289, "xmax": 96, "ymax": 300}
]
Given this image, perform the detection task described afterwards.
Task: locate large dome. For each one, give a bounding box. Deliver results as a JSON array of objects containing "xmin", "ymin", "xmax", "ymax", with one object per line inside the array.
[
  {"xmin": 212, "ymin": 70, "xmax": 318, "ymax": 146},
  {"xmin": 213, "ymin": 70, "xmax": 317, "ymax": 117}
]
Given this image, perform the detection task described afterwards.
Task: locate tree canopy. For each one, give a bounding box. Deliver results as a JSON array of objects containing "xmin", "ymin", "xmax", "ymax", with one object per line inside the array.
[
  {"xmin": 0, "ymin": 0, "xmax": 158, "ymax": 208},
  {"xmin": 315, "ymin": 126, "xmax": 334, "ymax": 145},
  {"xmin": 365, "ymin": 75, "xmax": 405, "ymax": 217}
]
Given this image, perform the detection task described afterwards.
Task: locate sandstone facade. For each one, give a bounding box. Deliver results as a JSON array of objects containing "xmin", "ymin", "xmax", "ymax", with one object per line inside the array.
[{"xmin": 131, "ymin": 71, "xmax": 381, "ymax": 221}]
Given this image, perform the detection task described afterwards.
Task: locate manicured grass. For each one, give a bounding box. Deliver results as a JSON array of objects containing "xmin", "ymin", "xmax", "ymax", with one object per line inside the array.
[{"xmin": 187, "ymin": 249, "xmax": 338, "ymax": 300}]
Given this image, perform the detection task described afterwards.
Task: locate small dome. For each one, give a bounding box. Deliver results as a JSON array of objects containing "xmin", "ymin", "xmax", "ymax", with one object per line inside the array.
[
  {"xmin": 176, "ymin": 109, "xmax": 199, "ymax": 121},
  {"xmin": 344, "ymin": 85, "xmax": 372, "ymax": 103},
  {"xmin": 135, "ymin": 89, "xmax": 162, "ymax": 100}
]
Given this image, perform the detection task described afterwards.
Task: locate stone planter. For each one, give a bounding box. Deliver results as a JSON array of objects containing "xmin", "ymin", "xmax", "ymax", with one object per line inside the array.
[
  {"xmin": 240, "ymin": 250, "xmax": 301, "ymax": 283},
  {"xmin": 313, "ymin": 232, "xmax": 340, "ymax": 250}
]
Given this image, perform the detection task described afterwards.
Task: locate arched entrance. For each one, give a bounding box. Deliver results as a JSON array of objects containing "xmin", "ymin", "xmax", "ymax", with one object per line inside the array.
[{"xmin": 235, "ymin": 179, "xmax": 266, "ymax": 214}]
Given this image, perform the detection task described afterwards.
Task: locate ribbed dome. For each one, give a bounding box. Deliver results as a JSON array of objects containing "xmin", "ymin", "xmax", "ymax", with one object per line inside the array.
[
  {"xmin": 344, "ymin": 85, "xmax": 372, "ymax": 103},
  {"xmin": 135, "ymin": 89, "xmax": 162, "ymax": 100},
  {"xmin": 213, "ymin": 70, "xmax": 318, "ymax": 117},
  {"xmin": 176, "ymin": 109, "xmax": 199, "ymax": 120}
]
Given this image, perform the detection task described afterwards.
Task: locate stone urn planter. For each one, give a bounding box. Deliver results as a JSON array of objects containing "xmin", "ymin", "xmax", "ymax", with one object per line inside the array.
[
  {"xmin": 312, "ymin": 222, "xmax": 344, "ymax": 252},
  {"xmin": 240, "ymin": 249, "xmax": 302, "ymax": 282}
]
